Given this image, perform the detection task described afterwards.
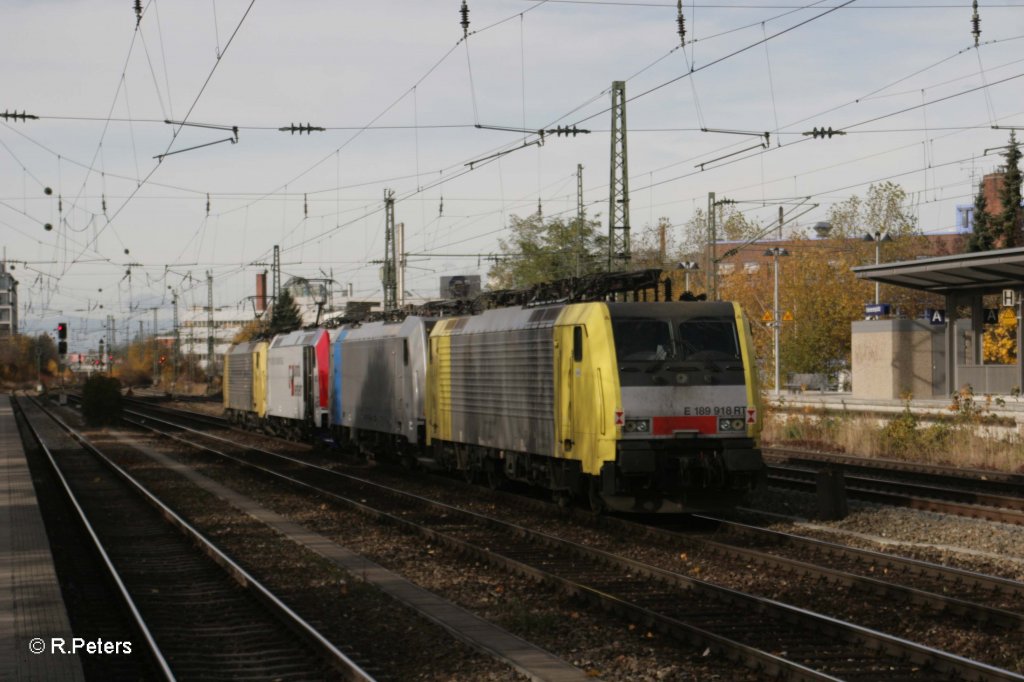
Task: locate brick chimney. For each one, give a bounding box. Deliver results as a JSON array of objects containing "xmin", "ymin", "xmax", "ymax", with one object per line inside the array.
[
  {"xmin": 256, "ymin": 272, "xmax": 267, "ymax": 312},
  {"xmin": 982, "ymin": 172, "xmax": 1005, "ymax": 216}
]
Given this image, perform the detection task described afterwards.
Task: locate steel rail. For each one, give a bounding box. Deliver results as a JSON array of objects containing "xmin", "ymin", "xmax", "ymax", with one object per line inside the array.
[
  {"xmin": 35, "ymin": 398, "xmax": 376, "ymax": 682},
  {"xmin": 764, "ymin": 447, "xmax": 1024, "ymax": 489},
  {"xmin": 767, "ymin": 466, "xmax": 1024, "ymax": 525},
  {"xmin": 124, "ymin": 407, "xmax": 1024, "ymax": 682},
  {"xmin": 14, "ymin": 397, "xmax": 176, "ymax": 681}
]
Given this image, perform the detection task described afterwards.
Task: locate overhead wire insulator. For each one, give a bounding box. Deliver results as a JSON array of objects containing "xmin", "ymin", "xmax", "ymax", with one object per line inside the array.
[
  {"xmin": 545, "ymin": 125, "xmax": 589, "ymax": 137},
  {"xmin": 206, "ymin": 193, "xmax": 210, "ymax": 216},
  {"xmin": 278, "ymin": 123, "xmax": 325, "ymax": 134},
  {"xmin": 0, "ymin": 110, "xmax": 38, "ymax": 122},
  {"xmin": 304, "ymin": 193, "xmax": 308, "ymax": 218},
  {"xmin": 460, "ymin": 0, "xmax": 470, "ymax": 38},
  {"xmin": 134, "ymin": 0, "xmax": 143, "ymax": 26},
  {"xmin": 803, "ymin": 126, "xmax": 846, "ymax": 139},
  {"xmin": 102, "ymin": 194, "xmax": 107, "ymax": 215},
  {"xmin": 971, "ymin": 0, "xmax": 981, "ymax": 47},
  {"xmin": 676, "ymin": 0, "xmax": 686, "ymax": 47}
]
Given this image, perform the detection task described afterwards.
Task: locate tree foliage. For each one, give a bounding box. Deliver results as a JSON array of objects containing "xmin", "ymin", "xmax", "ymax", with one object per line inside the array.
[
  {"xmin": 995, "ymin": 131, "xmax": 1023, "ymax": 248},
  {"xmin": 81, "ymin": 374, "xmax": 122, "ymax": 426},
  {"xmin": 983, "ymin": 308, "xmax": 1018, "ymax": 364},
  {"xmin": 269, "ymin": 289, "xmax": 303, "ymax": 335},
  {"xmin": 0, "ymin": 333, "xmax": 59, "ymax": 385},
  {"xmin": 825, "ymin": 182, "xmax": 917, "ymax": 240},
  {"xmin": 718, "ymin": 182, "xmax": 938, "ymax": 388},
  {"xmin": 966, "ymin": 132, "xmax": 1022, "ymax": 251},
  {"xmin": 487, "ymin": 213, "xmax": 608, "ymax": 289},
  {"xmin": 967, "ymin": 181, "xmax": 994, "ymax": 252}
]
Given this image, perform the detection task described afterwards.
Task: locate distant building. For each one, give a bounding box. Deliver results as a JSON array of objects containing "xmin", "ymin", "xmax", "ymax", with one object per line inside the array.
[
  {"xmin": 0, "ymin": 260, "xmax": 17, "ymax": 336},
  {"xmin": 177, "ymin": 306, "xmax": 257, "ymax": 372}
]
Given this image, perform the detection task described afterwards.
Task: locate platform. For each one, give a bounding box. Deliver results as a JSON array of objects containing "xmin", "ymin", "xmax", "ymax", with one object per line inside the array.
[{"xmin": 0, "ymin": 395, "xmax": 85, "ymax": 681}]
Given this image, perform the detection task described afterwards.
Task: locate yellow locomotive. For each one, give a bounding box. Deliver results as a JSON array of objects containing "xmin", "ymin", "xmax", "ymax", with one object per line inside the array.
[{"xmin": 427, "ymin": 300, "xmax": 763, "ymax": 513}]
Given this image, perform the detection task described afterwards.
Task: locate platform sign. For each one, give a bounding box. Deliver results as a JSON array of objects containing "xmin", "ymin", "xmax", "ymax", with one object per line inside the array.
[
  {"xmin": 926, "ymin": 308, "xmax": 946, "ymax": 325},
  {"xmin": 984, "ymin": 308, "xmax": 1000, "ymax": 324},
  {"xmin": 1003, "ymin": 289, "xmax": 1016, "ymax": 307},
  {"xmin": 864, "ymin": 303, "xmax": 890, "ymax": 317}
]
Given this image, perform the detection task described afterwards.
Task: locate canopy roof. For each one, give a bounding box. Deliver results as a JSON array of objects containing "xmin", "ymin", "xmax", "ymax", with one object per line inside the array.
[{"xmin": 853, "ymin": 247, "xmax": 1024, "ymax": 295}]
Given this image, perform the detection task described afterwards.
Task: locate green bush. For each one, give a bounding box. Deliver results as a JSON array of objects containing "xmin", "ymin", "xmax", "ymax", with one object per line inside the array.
[
  {"xmin": 81, "ymin": 374, "xmax": 123, "ymax": 426},
  {"xmin": 879, "ymin": 407, "xmax": 919, "ymax": 457}
]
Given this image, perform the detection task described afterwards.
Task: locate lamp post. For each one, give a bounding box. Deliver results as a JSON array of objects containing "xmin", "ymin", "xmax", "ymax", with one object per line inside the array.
[
  {"xmin": 676, "ymin": 261, "xmax": 700, "ymax": 296},
  {"xmin": 863, "ymin": 230, "xmax": 893, "ymax": 304},
  {"xmin": 763, "ymin": 247, "xmax": 790, "ymax": 395}
]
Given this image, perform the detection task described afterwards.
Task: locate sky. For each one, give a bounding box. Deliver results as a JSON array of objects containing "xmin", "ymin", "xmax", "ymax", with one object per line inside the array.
[{"xmin": 3, "ymin": 0, "xmax": 1024, "ymax": 351}]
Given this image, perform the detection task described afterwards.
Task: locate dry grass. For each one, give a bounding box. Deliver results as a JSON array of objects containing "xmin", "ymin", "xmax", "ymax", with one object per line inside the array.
[{"xmin": 762, "ymin": 404, "xmax": 1024, "ymax": 474}]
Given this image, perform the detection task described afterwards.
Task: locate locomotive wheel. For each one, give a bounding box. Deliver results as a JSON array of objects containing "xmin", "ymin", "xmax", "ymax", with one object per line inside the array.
[
  {"xmin": 485, "ymin": 466, "xmax": 504, "ymax": 491},
  {"xmin": 587, "ymin": 480, "xmax": 606, "ymax": 515}
]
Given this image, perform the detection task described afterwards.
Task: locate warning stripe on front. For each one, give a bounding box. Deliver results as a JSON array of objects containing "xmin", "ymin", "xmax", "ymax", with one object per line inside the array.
[{"xmin": 651, "ymin": 416, "xmax": 717, "ymax": 436}]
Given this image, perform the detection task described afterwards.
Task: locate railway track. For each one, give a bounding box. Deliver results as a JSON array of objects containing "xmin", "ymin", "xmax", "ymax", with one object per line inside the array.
[
  {"xmin": 18, "ymin": 396, "xmax": 373, "ymax": 681},
  {"xmin": 114, "ymin": 400, "xmax": 1024, "ymax": 681},
  {"xmin": 765, "ymin": 460, "xmax": 1024, "ymax": 525},
  {"xmin": 765, "ymin": 448, "xmax": 1024, "ymax": 491}
]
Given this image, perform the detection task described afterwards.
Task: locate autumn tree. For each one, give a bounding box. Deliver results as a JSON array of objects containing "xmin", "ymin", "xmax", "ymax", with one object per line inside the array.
[
  {"xmin": 232, "ymin": 319, "xmax": 267, "ymax": 343},
  {"xmin": 825, "ymin": 181, "xmax": 917, "ymax": 240},
  {"xmin": 983, "ymin": 307, "xmax": 1017, "ymax": 364},
  {"xmin": 488, "ymin": 212, "xmax": 607, "ymax": 289}
]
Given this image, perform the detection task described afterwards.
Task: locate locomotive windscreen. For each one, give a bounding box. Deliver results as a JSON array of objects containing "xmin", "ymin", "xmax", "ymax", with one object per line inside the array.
[{"xmin": 609, "ymin": 304, "xmax": 744, "ymax": 386}]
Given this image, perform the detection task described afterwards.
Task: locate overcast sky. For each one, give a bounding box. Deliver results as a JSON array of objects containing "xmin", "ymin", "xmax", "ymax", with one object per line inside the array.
[{"xmin": 4, "ymin": 1, "xmax": 1024, "ymax": 349}]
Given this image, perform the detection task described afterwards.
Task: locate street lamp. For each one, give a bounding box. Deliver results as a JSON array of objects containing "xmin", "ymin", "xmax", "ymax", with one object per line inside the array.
[
  {"xmin": 863, "ymin": 231, "xmax": 893, "ymax": 304},
  {"xmin": 763, "ymin": 247, "xmax": 790, "ymax": 395},
  {"xmin": 676, "ymin": 261, "xmax": 700, "ymax": 295}
]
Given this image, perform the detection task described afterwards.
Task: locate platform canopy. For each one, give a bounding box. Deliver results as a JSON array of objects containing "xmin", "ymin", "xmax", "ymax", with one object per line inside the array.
[{"xmin": 853, "ymin": 246, "xmax": 1024, "ymax": 295}]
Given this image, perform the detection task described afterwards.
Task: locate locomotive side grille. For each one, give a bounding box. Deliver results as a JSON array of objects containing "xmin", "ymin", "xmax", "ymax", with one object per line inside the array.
[{"xmin": 449, "ymin": 327, "xmax": 555, "ymax": 455}]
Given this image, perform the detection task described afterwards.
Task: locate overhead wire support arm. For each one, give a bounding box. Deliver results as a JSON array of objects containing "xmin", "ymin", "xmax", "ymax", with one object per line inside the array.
[
  {"xmin": 701, "ymin": 128, "xmax": 770, "ymax": 146},
  {"xmin": 464, "ymin": 139, "xmax": 543, "ymax": 169},
  {"xmin": 474, "ymin": 123, "xmax": 589, "ymax": 137},
  {"xmin": 695, "ymin": 142, "xmax": 767, "ymax": 171},
  {"xmin": 156, "ymin": 120, "xmax": 239, "ymax": 161}
]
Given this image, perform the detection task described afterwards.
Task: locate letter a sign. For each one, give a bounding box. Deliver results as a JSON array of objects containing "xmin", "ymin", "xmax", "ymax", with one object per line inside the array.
[{"xmin": 928, "ymin": 308, "xmax": 946, "ymax": 325}]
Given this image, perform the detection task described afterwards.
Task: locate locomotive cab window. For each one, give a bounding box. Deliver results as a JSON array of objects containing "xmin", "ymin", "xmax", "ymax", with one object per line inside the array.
[
  {"xmin": 572, "ymin": 326, "xmax": 584, "ymax": 362},
  {"xmin": 403, "ymin": 339, "xmax": 409, "ymax": 366},
  {"xmin": 677, "ymin": 317, "xmax": 740, "ymax": 361},
  {"xmin": 611, "ymin": 319, "xmax": 673, "ymax": 362}
]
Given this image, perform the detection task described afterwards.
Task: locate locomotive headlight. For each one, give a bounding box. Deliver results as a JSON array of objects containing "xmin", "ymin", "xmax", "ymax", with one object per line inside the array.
[
  {"xmin": 732, "ymin": 418, "xmax": 745, "ymax": 430},
  {"xmin": 624, "ymin": 419, "xmax": 650, "ymax": 433}
]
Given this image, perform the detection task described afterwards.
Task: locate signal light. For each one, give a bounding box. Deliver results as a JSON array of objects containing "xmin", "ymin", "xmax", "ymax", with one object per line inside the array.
[
  {"xmin": 58, "ymin": 341, "xmax": 67, "ymax": 355},
  {"xmin": 57, "ymin": 322, "xmax": 67, "ymax": 339}
]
